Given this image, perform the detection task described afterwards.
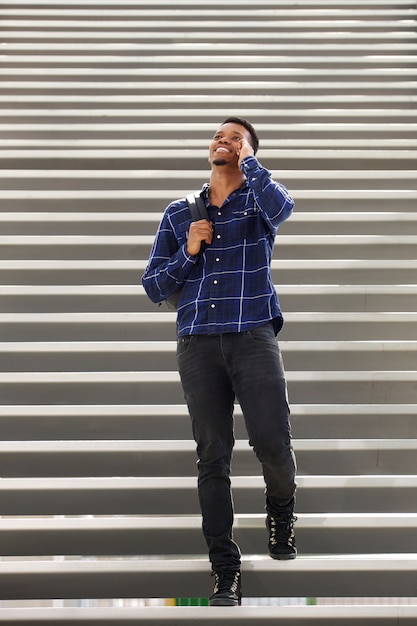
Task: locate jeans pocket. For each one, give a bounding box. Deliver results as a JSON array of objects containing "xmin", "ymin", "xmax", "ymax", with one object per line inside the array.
[
  {"xmin": 247, "ymin": 322, "xmax": 275, "ymax": 345},
  {"xmin": 176, "ymin": 335, "xmax": 194, "ymax": 358}
]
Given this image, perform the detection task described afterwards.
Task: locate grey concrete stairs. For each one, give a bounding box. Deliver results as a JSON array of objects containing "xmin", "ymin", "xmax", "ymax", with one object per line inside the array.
[{"xmin": 0, "ymin": 0, "xmax": 417, "ymax": 623}]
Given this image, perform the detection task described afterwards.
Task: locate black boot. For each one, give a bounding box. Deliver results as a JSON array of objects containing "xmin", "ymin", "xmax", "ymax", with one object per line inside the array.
[
  {"xmin": 209, "ymin": 569, "xmax": 242, "ymax": 606},
  {"xmin": 266, "ymin": 512, "xmax": 297, "ymax": 560}
]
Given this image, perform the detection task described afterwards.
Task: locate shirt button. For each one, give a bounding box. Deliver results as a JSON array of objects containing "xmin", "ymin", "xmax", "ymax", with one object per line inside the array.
[
  {"xmin": 211, "ymin": 303, "xmax": 216, "ymax": 309},
  {"xmin": 216, "ymin": 234, "xmax": 221, "ymax": 239},
  {"xmin": 244, "ymin": 211, "xmax": 248, "ymax": 216},
  {"xmin": 213, "ymin": 280, "xmax": 218, "ymax": 285},
  {"xmin": 215, "ymin": 257, "xmax": 220, "ymax": 262},
  {"xmin": 217, "ymin": 211, "xmax": 222, "ymax": 216}
]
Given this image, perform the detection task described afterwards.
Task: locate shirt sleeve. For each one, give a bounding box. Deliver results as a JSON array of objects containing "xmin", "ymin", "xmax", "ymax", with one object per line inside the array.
[
  {"xmin": 240, "ymin": 156, "xmax": 295, "ymax": 231},
  {"xmin": 141, "ymin": 205, "xmax": 199, "ymax": 304}
]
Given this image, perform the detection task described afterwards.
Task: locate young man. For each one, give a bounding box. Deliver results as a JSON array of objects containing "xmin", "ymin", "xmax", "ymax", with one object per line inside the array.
[{"xmin": 142, "ymin": 117, "xmax": 297, "ymax": 606}]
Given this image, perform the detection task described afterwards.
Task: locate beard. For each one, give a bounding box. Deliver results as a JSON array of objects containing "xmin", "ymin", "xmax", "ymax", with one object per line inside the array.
[{"xmin": 212, "ymin": 158, "xmax": 228, "ymax": 166}]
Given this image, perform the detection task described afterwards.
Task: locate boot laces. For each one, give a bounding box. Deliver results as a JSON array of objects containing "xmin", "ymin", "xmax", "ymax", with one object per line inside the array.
[
  {"xmin": 269, "ymin": 514, "xmax": 297, "ymax": 547},
  {"xmin": 212, "ymin": 570, "xmax": 240, "ymax": 595}
]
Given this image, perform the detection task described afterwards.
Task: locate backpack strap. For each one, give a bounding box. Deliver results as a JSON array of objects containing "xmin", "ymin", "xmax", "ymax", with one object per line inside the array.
[
  {"xmin": 186, "ymin": 192, "xmax": 209, "ymax": 222},
  {"xmin": 161, "ymin": 193, "xmax": 209, "ymax": 310},
  {"xmin": 186, "ymin": 193, "xmax": 209, "ymax": 253}
]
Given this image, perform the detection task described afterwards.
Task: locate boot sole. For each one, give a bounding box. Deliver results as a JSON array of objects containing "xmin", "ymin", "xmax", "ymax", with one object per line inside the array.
[
  {"xmin": 209, "ymin": 597, "xmax": 241, "ymax": 607},
  {"xmin": 268, "ymin": 551, "xmax": 297, "ymax": 560}
]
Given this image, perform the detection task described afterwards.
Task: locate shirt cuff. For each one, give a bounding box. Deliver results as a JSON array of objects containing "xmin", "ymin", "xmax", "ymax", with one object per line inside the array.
[
  {"xmin": 180, "ymin": 243, "xmax": 200, "ymax": 265},
  {"xmin": 240, "ymin": 155, "xmax": 259, "ymax": 172}
]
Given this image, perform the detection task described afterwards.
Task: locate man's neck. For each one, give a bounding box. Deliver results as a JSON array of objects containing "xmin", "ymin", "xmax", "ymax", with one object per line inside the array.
[{"xmin": 209, "ymin": 166, "xmax": 245, "ymax": 208}]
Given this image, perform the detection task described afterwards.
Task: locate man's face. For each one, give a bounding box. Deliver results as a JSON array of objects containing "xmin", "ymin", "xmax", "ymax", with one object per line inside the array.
[{"xmin": 209, "ymin": 122, "xmax": 252, "ymax": 167}]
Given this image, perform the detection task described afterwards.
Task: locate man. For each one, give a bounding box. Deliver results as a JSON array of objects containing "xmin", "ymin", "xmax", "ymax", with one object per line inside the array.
[{"xmin": 142, "ymin": 117, "xmax": 297, "ymax": 606}]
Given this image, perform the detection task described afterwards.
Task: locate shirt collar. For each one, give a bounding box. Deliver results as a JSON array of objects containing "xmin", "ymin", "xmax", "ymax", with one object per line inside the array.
[{"xmin": 200, "ymin": 179, "xmax": 249, "ymax": 201}]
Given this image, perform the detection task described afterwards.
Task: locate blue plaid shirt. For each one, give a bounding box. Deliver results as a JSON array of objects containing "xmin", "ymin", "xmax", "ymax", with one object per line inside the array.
[{"xmin": 142, "ymin": 156, "xmax": 294, "ymax": 337}]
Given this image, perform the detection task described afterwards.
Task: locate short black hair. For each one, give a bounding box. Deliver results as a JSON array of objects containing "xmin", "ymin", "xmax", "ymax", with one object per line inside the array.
[{"xmin": 221, "ymin": 116, "xmax": 259, "ymax": 155}]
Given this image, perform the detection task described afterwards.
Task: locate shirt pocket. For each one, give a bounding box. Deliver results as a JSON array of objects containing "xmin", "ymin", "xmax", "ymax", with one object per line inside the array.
[{"xmin": 230, "ymin": 206, "xmax": 258, "ymax": 239}]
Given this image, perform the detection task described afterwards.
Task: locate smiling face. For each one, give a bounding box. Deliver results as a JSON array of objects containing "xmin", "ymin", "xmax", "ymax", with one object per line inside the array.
[{"xmin": 209, "ymin": 122, "xmax": 253, "ymax": 167}]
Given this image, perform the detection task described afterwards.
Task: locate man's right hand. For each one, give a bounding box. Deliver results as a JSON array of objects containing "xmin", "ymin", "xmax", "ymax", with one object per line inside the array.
[{"xmin": 187, "ymin": 219, "xmax": 213, "ymax": 256}]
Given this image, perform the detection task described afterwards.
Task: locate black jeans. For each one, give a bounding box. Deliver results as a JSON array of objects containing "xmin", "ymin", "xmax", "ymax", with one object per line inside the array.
[{"xmin": 177, "ymin": 322, "xmax": 297, "ymax": 572}]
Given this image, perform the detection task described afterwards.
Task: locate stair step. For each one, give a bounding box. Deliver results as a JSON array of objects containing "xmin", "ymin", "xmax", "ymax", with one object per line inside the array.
[
  {"xmin": 2, "ymin": 95, "xmax": 417, "ymax": 107},
  {"xmin": 0, "ymin": 438, "xmax": 414, "ymax": 477},
  {"xmin": 0, "ymin": 369, "xmax": 416, "ymax": 405},
  {"xmin": 0, "ymin": 170, "xmax": 415, "ymax": 197},
  {"xmin": 0, "ymin": 259, "xmax": 417, "ymax": 282},
  {"xmin": 1, "ymin": 118, "xmax": 417, "ymax": 134},
  {"xmin": 0, "ymin": 140, "xmax": 416, "ymax": 151},
  {"xmin": 0, "ymin": 605, "xmax": 415, "ymax": 626},
  {"xmin": 4, "ymin": 137, "xmax": 417, "ymax": 148},
  {"xmin": 1, "ymin": 167, "xmax": 415, "ymax": 184},
  {"xmin": 1, "ymin": 110, "xmax": 416, "ymax": 128},
  {"xmin": 1, "ymin": 149, "xmax": 415, "ymax": 172},
  {"xmin": 0, "ymin": 403, "xmax": 415, "ymax": 441},
  {"xmin": 2, "ymin": 210, "xmax": 417, "ymax": 235},
  {"xmin": 1, "ymin": 1, "xmax": 416, "ymax": 15},
  {"xmin": 1, "ymin": 339, "xmax": 417, "ymax": 371},
  {"xmin": 0, "ymin": 555, "xmax": 416, "ymax": 600},
  {"xmin": 0, "ymin": 513, "xmax": 416, "ymax": 557},
  {"xmin": 12, "ymin": 32, "xmax": 417, "ymax": 45},
  {"xmin": 3, "ymin": 41, "xmax": 417, "ymax": 52},
  {"xmin": 2, "ymin": 69, "xmax": 417, "ymax": 80},
  {"xmin": 0, "ymin": 234, "xmax": 416, "ymax": 261},
  {"xmin": 3, "ymin": 86, "xmax": 417, "ymax": 99},
  {"xmin": 2, "ymin": 193, "xmax": 417, "ymax": 214},
  {"xmin": 9, "ymin": 187, "xmax": 417, "ymax": 211},
  {"xmin": 2, "ymin": 284, "xmax": 417, "ymax": 312},
  {"xmin": 3, "ymin": 32, "xmax": 417, "ymax": 43},
  {"xmin": 0, "ymin": 475, "xmax": 415, "ymax": 515},
  {"xmin": 3, "ymin": 18, "xmax": 415, "ymax": 31},
  {"xmin": 3, "ymin": 56, "xmax": 417, "ymax": 71},
  {"xmin": 1, "ymin": 311, "xmax": 417, "ymax": 341},
  {"xmin": 1, "ymin": 107, "xmax": 416, "ymax": 121}
]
